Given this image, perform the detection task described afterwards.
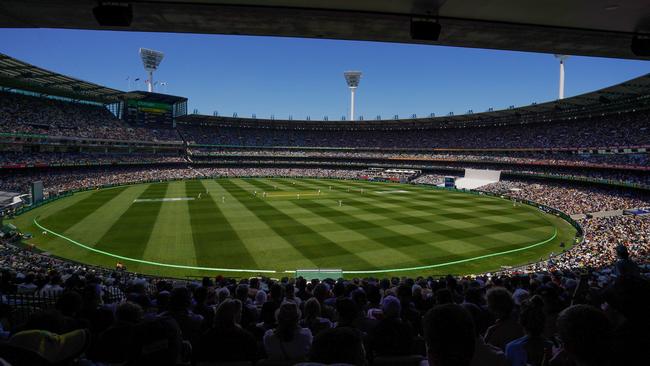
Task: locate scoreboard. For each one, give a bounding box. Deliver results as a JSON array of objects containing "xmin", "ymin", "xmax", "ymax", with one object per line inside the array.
[
  {"xmin": 122, "ymin": 91, "xmax": 187, "ymax": 128},
  {"xmin": 125, "ymin": 99, "xmax": 174, "ymax": 127}
]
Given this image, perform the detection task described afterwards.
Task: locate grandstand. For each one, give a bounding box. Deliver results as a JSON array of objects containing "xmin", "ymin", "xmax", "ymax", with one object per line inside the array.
[{"xmin": 1, "ymin": 3, "xmax": 650, "ymax": 366}]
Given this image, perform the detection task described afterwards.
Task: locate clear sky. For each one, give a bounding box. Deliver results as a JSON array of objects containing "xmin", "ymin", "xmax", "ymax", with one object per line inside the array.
[{"xmin": 0, "ymin": 28, "xmax": 648, "ymax": 120}]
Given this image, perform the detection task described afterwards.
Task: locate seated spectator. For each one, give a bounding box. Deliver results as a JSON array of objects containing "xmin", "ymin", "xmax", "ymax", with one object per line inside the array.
[
  {"xmin": 90, "ymin": 301, "xmax": 143, "ymax": 363},
  {"xmin": 368, "ymin": 295, "xmax": 414, "ymax": 357},
  {"xmin": 505, "ymin": 295, "xmax": 553, "ymax": 366},
  {"xmin": 39, "ymin": 275, "xmax": 63, "ymax": 297},
  {"xmin": 160, "ymin": 287, "xmax": 203, "ymax": 346},
  {"xmin": 300, "ymin": 297, "xmax": 332, "ymax": 336},
  {"xmin": 614, "ymin": 245, "xmax": 640, "ymax": 278},
  {"xmin": 462, "ymin": 303, "xmax": 507, "ymax": 366},
  {"xmin": 313, "ymin": 282, "xmax": 336, "ymax": 320},
  {"xmin": 484, "ymin": 287, "xmax": 524, "ymax": 350},
  {"xmin": 196, "ymin": 298, "xmax": 257, "ymax": 363},
  {"xmin": 335, "ymin": 297, "xmax": 361, "ymax": 329},
  {"xmin": 551, "ymin": 305, "xmax": 613, "ymax": 366},
  {"xmin": 16, "ymin": 274, "xmax": 37, "ymax": 294},
  {"xmin": 423, "ymin": 304, "xmax": 475, "ymax": 366},
  {"xmin": 235, "ymin": 283, "xmax": 258, "ymax": 330},
  {"xmin": 259, "ymin": 283, "xmax": 283, "ymax": 331},
  {"xmin": 263, "ymin": 301, "xmax": 313, "ymax": 362},
  {"xmin": 397, "ymin": 283, "xmax": 423, "ymax": 335},
  {"xmin": 54, "ymin": 291, "xmax": 86, "ymax": 332},
  {"xmin": 308, "ymin": 327, "xmax": 366, "ymax": 366},
  {"xmin": 192, "ymin": 286, "xmax": 215, "ymax": 331},
  {"xmin": 603, "ymin": 276, "xmax": 650, "ymax": 365},
  {"xmin": 130, "ymin": 317, "xmax": 185, "ymax": 366}
]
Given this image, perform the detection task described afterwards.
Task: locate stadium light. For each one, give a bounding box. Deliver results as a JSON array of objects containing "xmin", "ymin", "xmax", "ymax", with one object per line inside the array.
[
  {"xmin": 344, "ymin": 71, "xmax": 362, "ymax": 121},
  {"xmin": 554, "ymin": 55, "xmax": 569, "ymax": 99},
  {"xmin": 139, "ymin": 48, "xmax": 164, "ymax": 93}
]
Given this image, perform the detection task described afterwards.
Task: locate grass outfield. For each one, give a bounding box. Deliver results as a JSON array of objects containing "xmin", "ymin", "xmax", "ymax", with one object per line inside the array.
[{"xmin": 10, "ymin": 178, "xmax": 578, "ymax": 278}]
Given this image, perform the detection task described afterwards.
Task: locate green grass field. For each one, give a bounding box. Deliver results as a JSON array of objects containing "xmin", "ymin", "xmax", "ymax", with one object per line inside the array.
[{"xmin": 10, "ymin": 178, "xmax": 578, "ymax": 278}]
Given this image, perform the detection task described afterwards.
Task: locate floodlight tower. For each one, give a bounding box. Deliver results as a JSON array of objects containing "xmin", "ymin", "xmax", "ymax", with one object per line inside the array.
[
  {"xmin": 554, "ymin": 55, "xmax": 569, "ymax": 99},
  {"xmin": 344, "ymin": 71, "xmax": 362, "ymax": 121},
  {"xmin": 139, "ymin": 48, "xmax": 164, "ymax": 93}
]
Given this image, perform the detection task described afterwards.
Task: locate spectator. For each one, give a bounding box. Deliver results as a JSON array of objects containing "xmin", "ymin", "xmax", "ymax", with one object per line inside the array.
[
  {"xmin": 368, "ymin": 295, "xmax": 414, "ymax": 357},
  {"xmin": 505, "ymin": 295, "xmax": 553, "ymax": 366},
  {"xmin": 423, "ymin": 304, "xmax": 476, "ymax": 366},
  {"xmin": 614, "ymin": 244, "xmax": 640, "ymax": 278},
  {"xmin": 263, "ymin": 301, "xmax": 312, "ymax": 362},
  {"xmin": 300, "ymin": 297, "xmax": 332, "ymax": 336},
  {"xmin": 308, "ymin": 327, "xmax": 366, "ymax": 366},
  {"xmin": 484, "ymin": 287, "xmax": 524, "ymax": 350},
  {"xmin": 196, "ymin": 298, "xmax": 257, "ymax": 363},
  {"xmin": 91, "ymin": 302, "xmax": 143, "ymax": 363},
  {"xmin": 462, "ymin": 303, "xmax": 508, "ymax": 366},
  {"xmin": 160, "ymin": 287, "xmax": 203, "ymax": 346},
  {"xmin": 552, "ymin": 305, "xmax": 613, "ymax": 366}
]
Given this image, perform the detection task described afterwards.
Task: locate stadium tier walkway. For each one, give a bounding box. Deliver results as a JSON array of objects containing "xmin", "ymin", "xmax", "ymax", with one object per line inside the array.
[{"xmin": 570, "ymin": 208, "xmax": 643, "ymax": 220}]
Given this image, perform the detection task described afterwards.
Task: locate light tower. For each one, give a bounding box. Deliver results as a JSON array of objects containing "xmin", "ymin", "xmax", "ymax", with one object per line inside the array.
[
  {"xmin": 554, "ymin": 55, "xmax": 569, "ymax": 99},
  {"xmin": 344, "ymin": 71, "xmax": 362, "ymax": 121},
  {"xmin": 139, "ymin": 48, "xmax": 164, "ymax": 93}
]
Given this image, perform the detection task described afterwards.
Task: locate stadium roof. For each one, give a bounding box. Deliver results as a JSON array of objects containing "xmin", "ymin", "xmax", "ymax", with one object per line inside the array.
[
  {"xmin": 0, "ymin": 53, "xmax": 126, "ymax": 103},
  {"xmin": 178, "ymin": 72, "xmax": 650, "ymax": 128},
  {"xmin": 1, "ymin": 1, "xmax": 649, "ymax": 60}
]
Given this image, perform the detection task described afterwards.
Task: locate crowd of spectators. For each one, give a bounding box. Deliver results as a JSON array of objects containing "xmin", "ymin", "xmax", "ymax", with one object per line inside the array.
[
  {"xmin": 2, "ymin": 89, "xmax": 649, "ymax": 153},
  {"xmin": 411, "ymin": 175, "xmax": 444, "ymax": 185},
  {"xmin": 0, "ymin": 152, "xmax": 185, "ymax": 167},
  {"xmin": 479, "ymin": 179, "xmax": 650, "ymax": 214},
  {"xmin": 0, "ymin": 92, "xmax": 181, "ymax": 142},
  {"xmin": 522, "ymin": 215, "xmax": 650, "ymax": 273},
  {"xmin": 188, "ymin": 149, "xmax": 650, "ymax": 186},
  {"xmin": 177, "ymin": 109, "xmax": 650, "ymax": 149},
  {"xmin": 1, "ymin": 147, "xmax": 647, "ymax": 188},
  {"xmin": 190, "ymin": 148, "xmax": 650, "ymax": 170},
  {"xmin": 0, "ymin": 166, "xmax": 195, "ymax": 197},
  {"xmin": 187, "ymin": 161, "xmax": 650, "ymax": 188},
  {"xmin": 0, "ymin": 236, "xmax": 648, "ymax": 365},
  {"xmin": 202, "ymin": 167, "xmax": 365, "ymax": 180},
  {"xmin": 505, "ymin": 169, "xmax": 650, "ymax": 186}
]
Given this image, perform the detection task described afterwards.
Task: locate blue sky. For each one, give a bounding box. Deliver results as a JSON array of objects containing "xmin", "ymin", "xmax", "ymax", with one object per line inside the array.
[{"xmin": 0, "ymin": 28, "xmax": 648, "ymax": 120}]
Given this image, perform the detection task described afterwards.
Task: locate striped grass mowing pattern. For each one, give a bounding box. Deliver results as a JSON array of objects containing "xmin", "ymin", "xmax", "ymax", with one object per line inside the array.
[{"xmin": 11, "ymin": 178, "xmax": 577, "ymax": 278}]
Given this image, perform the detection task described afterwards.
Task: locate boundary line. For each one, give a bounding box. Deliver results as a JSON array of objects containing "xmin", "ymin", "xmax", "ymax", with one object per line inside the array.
[
  {"xmin": 33, "ymin": 217, "xmax": 558, "ymax": 275},
  {"xmin": 33, "ymin": 218, "xmax": 276, "ymax": 273},
  {"xmin": 341, "ymin": 227, "xmax": 557, "ymax": 274}
]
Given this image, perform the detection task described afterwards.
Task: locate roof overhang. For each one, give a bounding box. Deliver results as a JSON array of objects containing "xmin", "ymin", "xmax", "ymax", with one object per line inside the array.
[
  {"xmin": 1, "ymin": 1, "xmax": 650, "ymax": 60},
  {"xmin": 0, "ymin": 53, "xmax": 127, "ymax": 103}
]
